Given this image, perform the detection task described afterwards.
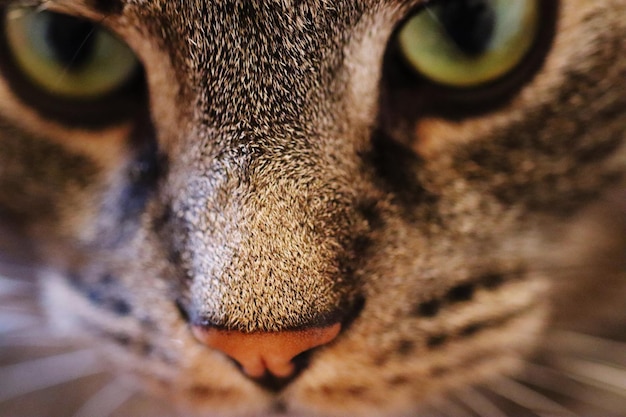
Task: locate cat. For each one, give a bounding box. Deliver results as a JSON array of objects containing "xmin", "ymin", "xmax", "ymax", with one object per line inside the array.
[{"xmin": 0, "ymin": 0, "xmax": 625, "ymax": 416}]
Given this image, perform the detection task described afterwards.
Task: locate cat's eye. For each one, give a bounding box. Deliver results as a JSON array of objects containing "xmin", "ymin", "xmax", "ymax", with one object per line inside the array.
[
  {"xmin": 0, "ymin": 6, "xmax": 145, "ymax": 126},
  {"xmin": 397, "ymin": 0, "xmax": 540, "ymax": 88},
  {"xmin": 3, "ymin": 6, "xmax": 139, "ymax": 98}
]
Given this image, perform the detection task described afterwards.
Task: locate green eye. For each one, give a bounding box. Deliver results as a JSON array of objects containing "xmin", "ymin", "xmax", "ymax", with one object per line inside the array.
[
  {"xmin": 398, "ymin": 0, "xmax": 540, "ymax": 88},
  {"xmin": 4, "ymin": 6, "xmax": 139, "ymax": 98}
]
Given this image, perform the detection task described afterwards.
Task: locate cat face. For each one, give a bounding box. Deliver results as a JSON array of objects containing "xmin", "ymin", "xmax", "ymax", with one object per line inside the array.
[{"xmin": 0, "ymin": 0, "xmax": 625, "ymax": 416}]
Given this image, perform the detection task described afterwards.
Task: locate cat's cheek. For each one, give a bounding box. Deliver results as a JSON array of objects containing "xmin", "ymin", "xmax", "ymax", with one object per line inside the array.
[
  {"xmin": 0, "ymin": 78, "xmax": 145, "ymax": 246},
  {"xmin": 413, "ymin": 118, "xmax": 474, "ymax": 159}
]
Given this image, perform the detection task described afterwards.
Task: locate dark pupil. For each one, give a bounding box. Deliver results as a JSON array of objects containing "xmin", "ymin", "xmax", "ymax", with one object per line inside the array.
[
  {"xmin": 44, "ymin": 12, "xmax": 96, "ymax": 69},
  {"xmin": 438, "ymin": 0, "xmax": 496, "ymax": 56}
]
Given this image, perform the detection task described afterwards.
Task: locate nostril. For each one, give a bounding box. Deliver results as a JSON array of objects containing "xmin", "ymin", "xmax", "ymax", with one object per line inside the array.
[{"xmin": 191, "ymin": 323, "xmax": 342, "ymax": 379}]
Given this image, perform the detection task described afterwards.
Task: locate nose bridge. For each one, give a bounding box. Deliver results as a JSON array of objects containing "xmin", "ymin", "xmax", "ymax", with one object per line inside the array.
[
  {"xmin": 157, "ymin": 3, "xmax": 366, "ymax": 333},
  {"xmin": 172, "ymin": 126, "xmax": 358, "ymax": 333}
]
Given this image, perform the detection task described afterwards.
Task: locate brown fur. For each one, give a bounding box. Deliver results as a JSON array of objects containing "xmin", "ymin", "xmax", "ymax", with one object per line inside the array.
[{"xmin": 0, "ymin": 0, "xmax": 625, "ymax": 416}]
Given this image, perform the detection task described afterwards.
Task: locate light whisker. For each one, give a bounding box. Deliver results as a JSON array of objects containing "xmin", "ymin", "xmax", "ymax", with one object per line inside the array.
[
  {"xmin": 518, "ymin": 361, "xmax": 626, "ymax": 415},
  {"xmin": 551, "ymin": 356, "xmax": 626, "ymax": 395},
  {"xmin": 71, "ymin": 378, "xmax": 136, "ymax": 417},
  {"xmin": 487, "ymin": 375, "xmax": 578, "ymax": 417},
  {"xmin": 454, "ymin": 386, "xmax": 508, "ymax": 417},
  {"xmin": 0, "ymin": 349, "xmax": 105, "ymax": 402},
  {"xmin": 0, "ymin": 313, "xmax": 41, "ymax": 334},
  {"xmin": 0, "ymin": 333, "xmax": 71, "ymax": 348},
  {"xmin": 547, "ymin": 331, "xmax": 626, "ymax": 363},
  {"xmin": 0, "ymin": 275, "xmax": 34, "ymax": 293},
  {"xmin": 0, "ymin": 304, "xmax": 39, "ymax": 315},
  {"xmin": 427, "ymin": 395, "xmax": 474, "ymax": 417}
]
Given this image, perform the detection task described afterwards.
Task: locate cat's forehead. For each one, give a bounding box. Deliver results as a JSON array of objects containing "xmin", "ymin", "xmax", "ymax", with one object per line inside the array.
[
  {"xmin": 59, "ymin": 0, "xmax": 422, "ymax": 28},
  {"xmin": 87, "ymin": 0, "xmax": 419, "ymax": 14}
]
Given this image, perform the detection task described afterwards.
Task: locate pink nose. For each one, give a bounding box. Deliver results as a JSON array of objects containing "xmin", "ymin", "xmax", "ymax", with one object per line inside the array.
[{"xmin": 192, "ymin": 323, "xmax": 341, "ymax": 378}]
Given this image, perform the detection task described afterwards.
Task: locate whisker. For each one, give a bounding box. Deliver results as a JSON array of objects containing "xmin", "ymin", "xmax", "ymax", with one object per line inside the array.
[
  {"xmin": 427, "ymin": 395, "xmax": 474, "ymax": 417},
  {"xmin": 416, "ymin": 405, "xmax": 446, "ymax": 417},
  {"xmin": 0, "ymin": 263, "xmax": 36, "ymax": 280},
  {"xmin": 486, "ymin": 376, "xmax": 578, "ymax": 417},
  {"xmin": 418, "ymin": 395, "xmax": 450, "ymax": 417},
  {"xmin": 454, "ymin": 386, "xmax": 508, "ymax": 417},
  {"xmin": 523, "ymin": 262, "xmax": 623, "ymax": 280},
  {"xmin": 0, "ymin": 275, "xmax": 34, "ymax": 292},
  {"xmin": 551, "ymin": 356, "xmax": 626, "ymax": 395},
  {"xmin": 547, "ymin": 331, "xmax": 626, "ymax": 363},
  {"xmin": 36, "ymin": 0, "xmax": 59, "ymax": 13},
  {"xmin": 71, "ymin": 378, "xmax": 136, "ymax": 417},
  {"xmin": 518, "ymin": 361, "xmax": 626, "ymax": 415},
  {"xmin": 0, "ymin": 332, "xmax": 73, "ymax": 348},
  {"xmin": 0, "ymin": 304, "xmax": 39, "ymax": 315},
  {"xmin": 0, "ymin": 313, "xmax": 41, "ymax": 334},
  {"xmin": 0, "ymin": 349, "xmax": 104, "ymax": 402}
]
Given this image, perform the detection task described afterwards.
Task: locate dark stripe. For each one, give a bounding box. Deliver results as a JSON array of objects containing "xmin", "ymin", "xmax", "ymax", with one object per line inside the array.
[
  {"xmin": 88, "ymin": 0, "xmax": 124, "ymax": 15},
  {"xmin": 412, "ymin": 270, "xmax": 524, "ymax": 318},
  {"xmin": 426, "ymin": 304, "xmax": 537, "ymax": 351},
  {"xmin": 68, "ymin": 273, "xmax": 133, "ymax": 317}
]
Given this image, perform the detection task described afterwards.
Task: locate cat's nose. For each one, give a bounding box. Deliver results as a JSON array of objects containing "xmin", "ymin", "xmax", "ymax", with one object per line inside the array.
[{"xmin": 191, "ymin": 324, "xmax": 341, "ymax": 378}]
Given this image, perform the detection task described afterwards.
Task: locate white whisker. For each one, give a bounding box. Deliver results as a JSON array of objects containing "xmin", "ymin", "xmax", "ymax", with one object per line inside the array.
[
  {"xmin": 420, "ymin": 395, "xmax": 451, "ymax": 417},
  {"xmin": 454, "ymin": 386, "xmax": 508, "ymax": 417},
  {"xmin": 0, "ymin": 277, "xmax": 34, "ymax": 295},
  {"xmin": 487, "ymin": 375, "xmax": 577, "ymax": 417},
  {"xmin": 525, "ymin": 361, "xmax": 589, "ymax": 394},
  {"xmin": 551, "ymin": 356, "xmax": 626, "ymax": 395},
  {"xmin": 427, "ymin": 395, "xmax": 474, "ymax": 417},
  {"xmin": 0, "ymin": 304, "xmax": 39, "ymax": 315},
  {"xmin": 0, "ymin": 313, "xmax": 41, "ymax": 334},
  {"xmin": 547, "ymin": 331, "xmax": 626, "ymax": 363},
  {"xmin": 0, "ymin": 294, "xmax": 39, "ymax": 309},
  {"xmin": 0, "ymin": 273, "xmax": 33, "ymax": 283},
  {"xmin": 526, "ymin": 262, "xmax": 624, "ymax": 277},
  {"xmin": 0, "ymin": 264, "xmax": 36, "ymax": 280},
  {"xmin": 519, "ymin": 361, "xmax": 626, "ymax": 415},
  {"xmin": 416, "ymin": 405, "xmax": 446, "ymax": 417},
  {"xmin": 71, "ymin": 378, "xmax": 136, "ymax": 417},
  {"xmin": 0, "ymin": 333, "xmax": 70, "ymax": 348},
  {"xmin": 0, "ymin": 349, "xmax": 105, "ymax": 402}
]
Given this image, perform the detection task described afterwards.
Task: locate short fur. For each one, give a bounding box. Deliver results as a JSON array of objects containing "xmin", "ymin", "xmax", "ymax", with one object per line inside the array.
[{"xmin": 0, "ymin": 0, "xmax": 625, "ymax": 416}]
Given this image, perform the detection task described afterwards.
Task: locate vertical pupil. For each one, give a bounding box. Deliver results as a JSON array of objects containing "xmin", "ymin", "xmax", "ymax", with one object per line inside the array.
[
  {"xmin": 438, "ymin": 0, "xmax": 496, "ymax": 55},
  {"xmin": 44, "ymin": 13, "xmax": 96, "ymax": 69}
]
